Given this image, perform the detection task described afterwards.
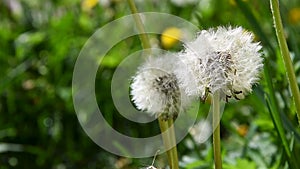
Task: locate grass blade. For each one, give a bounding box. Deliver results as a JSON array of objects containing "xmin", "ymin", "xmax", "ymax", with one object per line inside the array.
[
  {"xmin": 265, "ymin": 94, "xmax": 299, "ymax": 169},
  {"xmin": 270, "ymin": 0, "xmax": 300, "ymax": 125}
]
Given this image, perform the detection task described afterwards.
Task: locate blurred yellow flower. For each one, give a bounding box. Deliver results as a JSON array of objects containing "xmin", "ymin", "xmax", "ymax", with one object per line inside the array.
[
  {"xmin": 161, "ymin": 27, "xmax": 182, "ymax": 49},
  {"xmin": 288, "ymin": 8, "xmax": 300, "ymax": 24},
  {"xmin": 81, "ymin": 0, "xmax": 98, "ymax": 12},
  {"xmin": 236, "ymin": 124, "xmax": 248, "ymax": 137}
]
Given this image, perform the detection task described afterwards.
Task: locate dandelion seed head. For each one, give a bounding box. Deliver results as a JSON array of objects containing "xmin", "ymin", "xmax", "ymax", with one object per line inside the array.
[
  {"xmin": 177, "ymin": 26, "xmax": 263, "ymax": 101},
  {"xmin": 130, "ymin": 54, "xmax": 191, "ymax": 118}
]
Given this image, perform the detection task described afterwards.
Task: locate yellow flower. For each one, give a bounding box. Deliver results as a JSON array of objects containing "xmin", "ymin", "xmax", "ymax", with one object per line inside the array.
[
  {"xmin": 288, "ymin": 8, "xmax": 300, "ymax": 24},
  {"xmin": 161, "ymin": 27, "xmax": 182, "ymax": 49},
  {"xmin": 81, "ymin": 0, "xmax": 98, "ymax": 12},
  {"xmin": 236, "ymin": 124, "xmax": 248, "ymax": 137}
]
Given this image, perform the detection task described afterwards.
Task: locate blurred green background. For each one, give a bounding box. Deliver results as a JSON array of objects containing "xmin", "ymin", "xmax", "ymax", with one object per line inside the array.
[{"xmin": 0, "ymin": 0, "xmax": 300, "ymax": 168}]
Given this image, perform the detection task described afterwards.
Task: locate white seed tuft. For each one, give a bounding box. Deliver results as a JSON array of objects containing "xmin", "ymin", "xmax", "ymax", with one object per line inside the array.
[{"xmin": 176, "ymin": 26, "xmax": 263, "ymax": 101}]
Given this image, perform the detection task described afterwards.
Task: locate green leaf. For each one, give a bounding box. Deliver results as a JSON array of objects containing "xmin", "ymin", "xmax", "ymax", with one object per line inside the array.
[
  {"xmin": 236, "ymin": 159, "xmax": 256, "ymax": 169},
  {"xmin": 184, "ymin": 160, "xmax": 209, "ymax": 169},
  {"xmin": 265, "ymin": 95, "xmax": 299, "ymax": 169},
  {"xmin": 15, "ymin": 31, "xmax": 46, "ymax": 60},
  {"xmin": 265, "ymin": 95, "xmax": 291, "ymax": 157},
  {"xmin": 224, "ymin": 158, "xmax": 256, "ymax": 169}
]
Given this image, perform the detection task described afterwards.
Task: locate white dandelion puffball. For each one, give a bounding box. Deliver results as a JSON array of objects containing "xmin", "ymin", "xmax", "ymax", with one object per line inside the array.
[
  {"xmin": 130, "ymin": 54, "xmax": 191, "ymax": 119},
  {"xmin": 177, "ymin": 26, "xmax": 263, "ymax": 101}
]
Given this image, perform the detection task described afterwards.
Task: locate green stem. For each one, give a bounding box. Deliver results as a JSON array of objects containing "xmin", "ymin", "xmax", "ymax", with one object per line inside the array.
[
  {"xmin": 126, "ymin": 0, "xmax": 151, "ymax": 50},
  {"xmin": 167, "ymin": 119, "xmax": 179, "ymax": 169},
  {"xmin": 158, "ymin": 117, "xmax": 179, "ymax": 169},
  {"xmin": 270, "ymin": 0, "xmax": 300, "ymax": 125},
  {"xmin": 212, "ymin": 92, "xmax": 222, "ymax": 169}
]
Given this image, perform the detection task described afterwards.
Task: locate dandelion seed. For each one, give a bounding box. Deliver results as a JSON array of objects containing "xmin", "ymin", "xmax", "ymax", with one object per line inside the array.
[
  {"xmin": 141, "ymin": 150, "xmax": 160, "ymax": 169},
  {"xmin": 130, "ymin": 54, "xmax": 191, "ymax": 119},
  {"xmin": 176, "ymin": 26, "xmax": 263, "ymax": 102}
]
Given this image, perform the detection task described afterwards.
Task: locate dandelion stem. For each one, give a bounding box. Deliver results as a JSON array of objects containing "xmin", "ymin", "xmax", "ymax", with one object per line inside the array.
[
  {"xmin": 212, "ymin": 91, "xmax": 222, "ymax": 169},
  {"xmin": 158, "ymin": 116, "xmax": 179, "ymax": 169},
  {"xmin": 270, "ymin": 0, "xmax": 300, "ymax": 125},
  {"xmin": 126, "ymin": 0, "xmax": 151, "ymax": 50}
]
